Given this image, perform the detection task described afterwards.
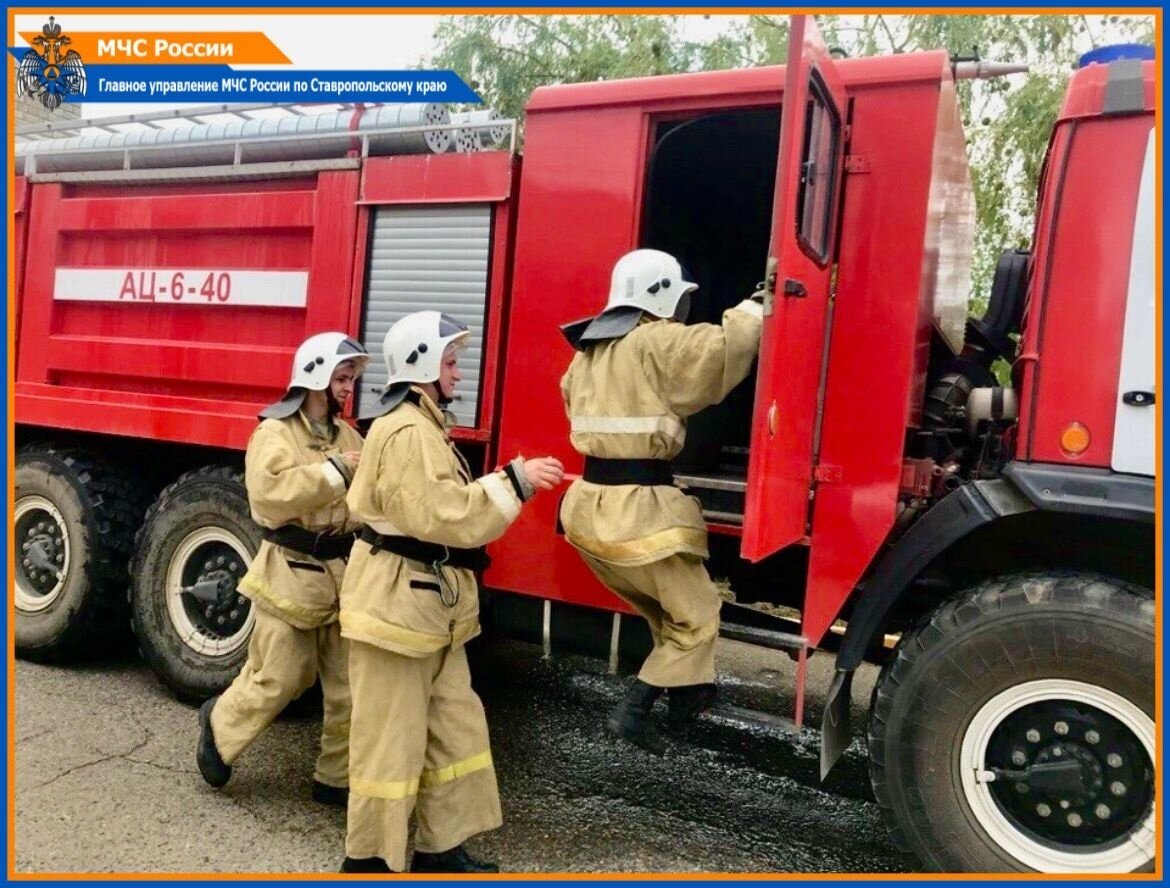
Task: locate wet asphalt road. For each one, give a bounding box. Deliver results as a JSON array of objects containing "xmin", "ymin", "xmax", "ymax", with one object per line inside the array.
[{"xmin": 14, "ymin": 636, "xmax": 913, "ymax": 874}]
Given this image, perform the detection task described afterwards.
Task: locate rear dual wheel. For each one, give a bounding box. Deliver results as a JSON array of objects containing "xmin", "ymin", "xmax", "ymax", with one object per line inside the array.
[
  {"xmin": 14, "ymin": 445, "xmax": 147, "ymax": 660},
  {"xmin": 130, "ymin": 466, "xmax": 260, "ymax": 701},
  {"xmin": 869, "ymin": 572, "xmax": 1154, "ymax": 873}
]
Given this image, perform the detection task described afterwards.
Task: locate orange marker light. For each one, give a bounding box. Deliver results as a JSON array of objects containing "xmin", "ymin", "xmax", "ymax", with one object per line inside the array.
[{"xmin": 1060, "ymin": 421, "xmax": 1091, "ymax": 457}]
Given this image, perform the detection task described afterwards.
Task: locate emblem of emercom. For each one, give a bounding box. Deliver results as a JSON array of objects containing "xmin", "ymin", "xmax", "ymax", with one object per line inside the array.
[{"xmin": 18, "ymin": 16, "xmax": 88, "ymax": 111}]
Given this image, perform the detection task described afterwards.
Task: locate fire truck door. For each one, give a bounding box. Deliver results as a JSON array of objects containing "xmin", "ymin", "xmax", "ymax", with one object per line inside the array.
[
  {"xmin": 1111, "ymin": 128, "xmax": 1155, "ymax": 476},
  {"xmin": 742, "ymin": 15, "xmax": 848, "ymax": 562}
]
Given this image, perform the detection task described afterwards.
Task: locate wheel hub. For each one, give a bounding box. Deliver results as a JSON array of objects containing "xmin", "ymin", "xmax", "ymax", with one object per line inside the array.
[
  {"xmin": 985, "ymin": 699, "xmax": 1151, "ymax": 848},
  {"xmin": 962, "ymin": 679, "xmax": 1155, "ymax": 872},
  {"xmin": 15, "ymin": 497, "xmax": 71, "ymax": 611},
  {"xmin": 166, "ymin": 526, "xmax": 254, "ymax": 658},
  {"xmin": 180, "ymin": 551, "xmax": 249, "ymax": 639}
]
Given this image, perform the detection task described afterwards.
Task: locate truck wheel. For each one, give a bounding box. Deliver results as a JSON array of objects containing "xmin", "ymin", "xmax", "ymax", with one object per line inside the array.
[
  {"xmin": 868, "ymin": 572, "xmax": 1154, "ymax": 873},
  {"xmin": 130, "ymin": 466, "xmax": 260, "ymax": 701},
  {"xmin": 15, "ymin": 445, "xmax": 147, "ymax": 660}
]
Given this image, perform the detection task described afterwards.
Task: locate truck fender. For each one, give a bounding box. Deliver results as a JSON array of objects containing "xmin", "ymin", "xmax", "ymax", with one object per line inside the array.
[
  {"xmin": 820, "ymin": 478, "xmax": 1035, "ymax": 780},
  {"xmin": 821, "ymin": 463, "xmax": 1156, "ymax": 778}
]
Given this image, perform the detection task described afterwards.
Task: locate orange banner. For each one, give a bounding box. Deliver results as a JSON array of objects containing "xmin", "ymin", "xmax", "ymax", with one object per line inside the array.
[{"xmin": 19, "ymin": 31, "xmax": 292, "ymax": 65}]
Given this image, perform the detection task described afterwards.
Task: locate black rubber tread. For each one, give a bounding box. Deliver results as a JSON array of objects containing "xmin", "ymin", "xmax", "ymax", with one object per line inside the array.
[
  {"xmin": 15, "ymin": 443, "xmax": 150, "ymax": 660},
  {"xmin": 867, "ymin": 571, "xmax": 1154, "ymax": 873},
  {"xmin": 129, "ymin": 464, "xmax": 260, "ymax": 702}
]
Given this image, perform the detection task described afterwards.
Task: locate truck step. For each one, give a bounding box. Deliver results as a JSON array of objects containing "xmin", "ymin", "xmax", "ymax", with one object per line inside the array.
[
  {"xmin": 704, "ymin": 703, "xmax": 800, "ymax": 735},
  {"xmin": 674, "ymin": 473, "xmax": 747, "ymax": 493},
  {"xmin": 675, "ymin": 472, "xmax": 746, "ymax": 524},
  {"xmin": 719, "ymin": 619, "xmax": 807, "ymax": 652}
]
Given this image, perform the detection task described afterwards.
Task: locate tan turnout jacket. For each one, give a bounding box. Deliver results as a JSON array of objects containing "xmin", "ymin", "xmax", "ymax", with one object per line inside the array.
[
  {"xmin": 237, "ymin": 412, "xmax": 363, "ymax": 629},
  {"xmin": 559, "ymin": 300, "xmax": 763, "ymax": 565},
  {"xmin": 341, "ymin": 387, "xmax": 528, "ymax": 657}
]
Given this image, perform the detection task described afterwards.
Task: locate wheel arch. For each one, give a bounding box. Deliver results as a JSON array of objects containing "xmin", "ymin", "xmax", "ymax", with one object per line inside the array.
[{"xmin": 821, "ymin": 463, "xmax": 1154, "ymax": 780}]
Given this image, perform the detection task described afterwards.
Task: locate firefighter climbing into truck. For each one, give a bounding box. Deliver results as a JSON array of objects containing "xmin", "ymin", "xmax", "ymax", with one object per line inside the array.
[{"xmin": 13, "ymin": 15, "xmax": 1155, "ymax": 873}]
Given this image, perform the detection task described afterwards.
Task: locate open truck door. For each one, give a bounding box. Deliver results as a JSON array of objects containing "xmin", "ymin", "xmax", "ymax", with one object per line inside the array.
[{"xmin": 742, "ymin": 16, "xmax": 849, "ymax": 561}]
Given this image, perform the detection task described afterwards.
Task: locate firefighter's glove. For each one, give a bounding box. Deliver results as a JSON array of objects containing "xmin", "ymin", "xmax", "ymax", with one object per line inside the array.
[
  {"xmin": 328, "ymin": 452, "xmax": 359, "ymax": 488},
  {"xmin": 504, "ymin": 457, "xmax": 537, "ymax": 502},
  {"xmin": 505, "ymin": 455, "xmax": 566, "ymax": 501}
]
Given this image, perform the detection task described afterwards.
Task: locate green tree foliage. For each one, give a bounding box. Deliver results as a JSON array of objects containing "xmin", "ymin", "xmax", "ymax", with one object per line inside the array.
[
  {"xmin": 432, "ymin": 13, "xmax": 1153, "ymax": 303},
  {"xmin": 431, "ymin": 15, "xmax": 712, "ymax": 123}
]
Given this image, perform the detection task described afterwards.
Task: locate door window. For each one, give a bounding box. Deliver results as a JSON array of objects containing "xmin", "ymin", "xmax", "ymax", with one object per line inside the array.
[{"xmin": 796, "ymin": 70, "xmax": 842, "ymax": 263}]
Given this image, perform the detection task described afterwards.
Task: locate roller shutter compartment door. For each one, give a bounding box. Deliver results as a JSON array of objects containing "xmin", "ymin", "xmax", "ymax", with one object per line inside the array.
[{"xmin": 358, "ymin": 203, "xmax": 492, "ymax": 428}]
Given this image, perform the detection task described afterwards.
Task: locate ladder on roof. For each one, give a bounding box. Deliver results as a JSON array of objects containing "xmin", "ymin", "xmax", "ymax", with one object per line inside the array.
[
  {"xmin": 16, "ymin": 101, "xmax": 518, "ymax": 181},
  {"xmin": 15, "ymin": 101, "xmax": 325, "ymax": 141}
]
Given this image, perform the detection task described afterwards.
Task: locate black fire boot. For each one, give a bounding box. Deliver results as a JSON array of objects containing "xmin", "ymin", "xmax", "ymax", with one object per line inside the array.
[
  {"xmin": 340, "ymin": 856, "xmax": 394, "ymax": 873},
  {"xmin": 665, "ymin": 683, "xmax": 718, "ymax": 731},
  {"xmin": 607, "ymin": 678, "xmax": 666, "ymax": 754},
  {"xmin": 311, "ymin": 781, "xmax": 346, "ymax": 809},
  {"xmin": 311, "ymin": 779, "xmax": 348, "ymax": 807},
  {"xmin": 196, "ymin": 696, "xmax": 232, "ymax": 788},
  {"xmin": 410, "ymin": 845, "xmax": 500, "ymax": 873}
]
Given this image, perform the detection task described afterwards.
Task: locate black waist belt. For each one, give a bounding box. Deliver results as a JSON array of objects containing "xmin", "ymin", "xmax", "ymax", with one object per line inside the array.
[
  {"xmin": 264, "ymin": 525, "xmax": 357, "ymax": 561},
  {"xmin": 359, "ymin": 527, "xmax": 491, "ymax": 572},
  {"xmin": 582, "ymin": 456, "xmax": 675, "ymax": 486}
]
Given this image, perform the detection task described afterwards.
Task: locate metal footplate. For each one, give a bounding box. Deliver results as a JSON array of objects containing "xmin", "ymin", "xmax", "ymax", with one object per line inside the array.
[
  {"xmin": 674, "ymin": 472, "xmax": 746, "ymax": 525},
  {"xmin": 719, "ymin": 601, "xmax": 811, "ymax": 729}
]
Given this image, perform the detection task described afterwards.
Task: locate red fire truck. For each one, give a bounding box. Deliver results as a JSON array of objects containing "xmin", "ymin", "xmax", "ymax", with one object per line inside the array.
[{"xmin": 12, "ymin": 17, "xmax": 1155, "ymax": 874}]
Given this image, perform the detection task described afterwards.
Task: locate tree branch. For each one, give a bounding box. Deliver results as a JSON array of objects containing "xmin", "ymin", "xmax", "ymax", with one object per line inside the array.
[
  {"xmin": 875, "ymin": 14, "xmax": 909, "ymax": 53},
  {"xmin": 514, "ymin": 14, "xmax": 580, "ymax": 55},
  {"xmin": 1078, "ymin": 15, "xmax": 1099, "ymax": 48},
  {"xmin": 749, "ymin": 14, "xmax": 785, "ymax": 31}
]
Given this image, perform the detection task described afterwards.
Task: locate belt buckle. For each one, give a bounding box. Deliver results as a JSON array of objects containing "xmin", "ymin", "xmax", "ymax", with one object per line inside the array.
[
  {"xmin": 313, "ymin": 529, "xmax": 328, "ymax": 559},
  {"xmin": 430, "ymin": 547, "xmax": 459, "ymax": 608}
]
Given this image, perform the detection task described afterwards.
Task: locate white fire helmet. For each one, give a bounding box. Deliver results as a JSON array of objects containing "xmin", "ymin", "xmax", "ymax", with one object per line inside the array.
[
  {"xmin": 260, "ymin": 332, "xmax": 370, "ymax": 419},
  {"xmin": 605, "ymin": 249, "xmax": 697, "ymax": 318},
  {"xmin": 561, "ymin": 249, "xmax": 698, "ymax": 349},
  {"xmin": 361, "ymin": 311, "xmax": 470, "ymax": 419}
]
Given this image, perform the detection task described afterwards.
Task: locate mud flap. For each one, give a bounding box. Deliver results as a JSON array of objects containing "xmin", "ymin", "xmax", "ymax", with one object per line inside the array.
[{"xmin": 820, "ymin": 668, "xmax": 853, "ymax": 780}]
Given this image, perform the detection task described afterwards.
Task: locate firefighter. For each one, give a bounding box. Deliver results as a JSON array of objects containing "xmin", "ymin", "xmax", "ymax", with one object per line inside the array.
[
  {"xmin": 196, "ymin": 332, "xmax": 369, "ymax": 806},
  {"xmin": 559, "ymin": 249, "xmax": 764, "ymax": 754},
  {"xmin": 338, "ymin": 311, "xmax": 564, "ymax": 875}
]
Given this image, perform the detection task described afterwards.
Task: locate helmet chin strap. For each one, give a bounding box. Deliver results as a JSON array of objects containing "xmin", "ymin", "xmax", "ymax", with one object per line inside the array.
[{"xmin": 325, "ymin": 388, "xmax": 344, "ymax": 418}]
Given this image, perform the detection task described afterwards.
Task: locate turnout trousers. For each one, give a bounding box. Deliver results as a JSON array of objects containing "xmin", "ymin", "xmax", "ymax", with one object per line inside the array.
[
  {"xmin": 210, "ymin": 606, "xmax": 351, "ymax": 789},
  {"xmin": 581, "ymin": 552, "xmax": 721, "ymax": 687},
  {"xmin": 344, "ymin": 641, "xmax": 502, "ymax": 872}
]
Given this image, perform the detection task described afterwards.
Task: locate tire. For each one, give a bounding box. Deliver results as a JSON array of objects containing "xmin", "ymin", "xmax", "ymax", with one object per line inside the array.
[
  {"xmin": 129, "ymin": 466, "xmax": 261, "ymax": 702},
  {"xmin": 868, "ymin": 572, "xmax": 1154, "ymax": 873},
  {"xmin": 15, "ymin": 445, "xmax": 148, "ymax": 660}
]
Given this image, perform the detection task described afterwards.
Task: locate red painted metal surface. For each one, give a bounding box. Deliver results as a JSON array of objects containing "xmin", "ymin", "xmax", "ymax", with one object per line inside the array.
[
  {"xmin": 16, "ymin": 38, "xmax": 1125, "ymax": 646},
  {"xmin": 801, "ymin": 68, "xmax": 948, "ymax": 645},
  {"xmin": 13, "ymin": 177, "xmax": 29, "ymax": 369},
  {"xmin": 1059, "ymin": 59, "xmax": 1156, "ymax": 120},
  {"xmin": 17, "ymin": 172, "xmax": 361, "ymax": 449},
  {"xmin": 1015, "ymin": 60, "xmax": 1155, "ymax": 468},
  {"xmin": 742, "ymin": 15, "xmax": 848, "ymax": 562},
  {"xmin": 16, "ymin": 150, "xmax": 519, "ymax": 451},
  {"xmin": 483, "ymin": 98, "xmax": 652, "ymax": 611},
  {"xmin": 1015, "ymin": 126, "xmax": 1071, "ymax": 459},
  {"xmin": 477, "ymin": 157, "xmax": 523, "ymax": 441},
  {"xmin": 485, "ymin": 49, "xmax": 963, "ymax": 620},
  {"xmin": 1018, "ymin": 113, "xmax": 1152, "ymax": 467},
  {"xmin": 360, "ymin": 151, "xmax": 514, "ymax": 204},
  {"xmin": 526, "ymin": 53, "xmax": 946, "ymax": 114}
]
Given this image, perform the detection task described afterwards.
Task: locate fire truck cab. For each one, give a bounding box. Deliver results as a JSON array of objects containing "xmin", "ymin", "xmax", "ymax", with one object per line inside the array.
[{"xmin": 12, "ymin": 17, "xmax": 1155, "ymax": 873}]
